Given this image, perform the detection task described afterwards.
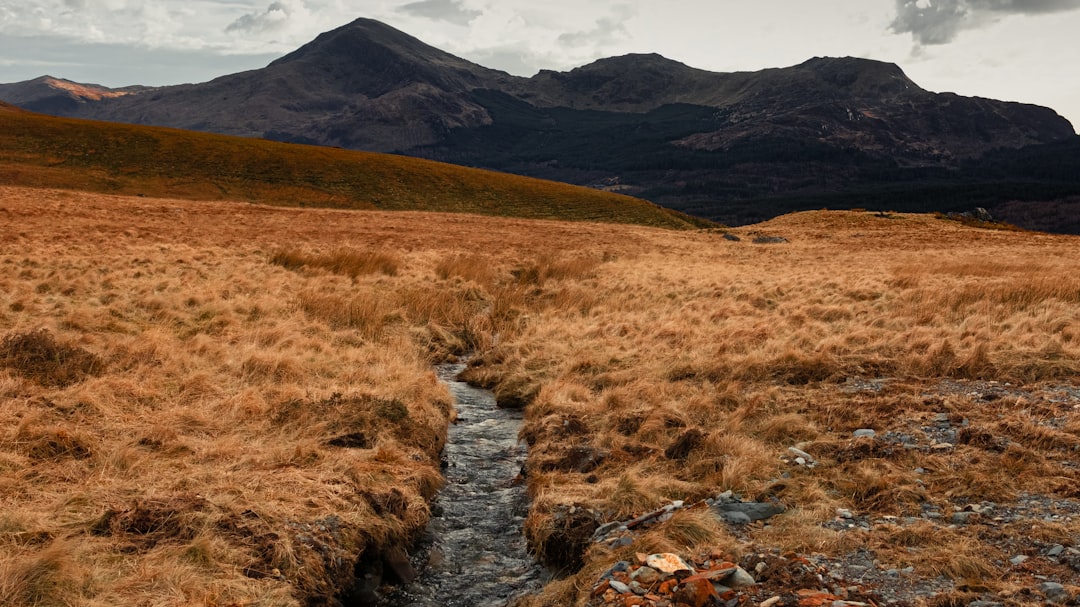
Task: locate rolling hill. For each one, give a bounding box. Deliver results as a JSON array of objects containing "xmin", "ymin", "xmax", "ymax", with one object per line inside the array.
[{"xmin": 0, "ymin": 106, "xmax": 707, "ymax": 230}]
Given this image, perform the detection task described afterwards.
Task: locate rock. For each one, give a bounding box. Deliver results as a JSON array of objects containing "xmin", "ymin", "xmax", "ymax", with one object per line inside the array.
[
  {"xmin": 852, "ymin": 429, "xmax": 876, "ymax": 438},
  {"xmin": 837, "ymin": 509, "xmax": 854, "ymax": 520},
  {"xmin": 951, "ymin": 511, "xmax": 976, "ymax": 525},
  {"xmin": 752, "ymin": 234, "xmax": 788, "ymax": 244},
  {"xmin": 1009, "ymin": 555, "xmax": 1029, "ymax": 566},
  {"xmin": 716, "ymin": 510, "xmax": 752, "ymax": 525},
  {"xmin": 646, "ymin": 553, "xmax": 696, "ymax": 575},
  {"xmin": 725, "ymin": 567, "xmax": 757, "ymax": 588},
  {"xmin": 723, "ymin": 233, "xmax": 741, "ymax": 242},
  {"xmin": 593, "ymin": 521, "xmax": 625, "ymax": 540},
  {"xmin": 631, "ymin": 566, "xmax": 661, "ymax": 585},
  {"xmin": 967, "ymin": 601, "xmax": 1003, "ymax": 607},
  {"xmin": 1039, "ymin": 581, "xmax": 1070, "ymax": 603},
  {"xmin": 673, "ymin": 575, "xmax": 718, "ymax": 607},
  {"xmin": 600, "ymin": 561, "xmax": 632, "ymax": 580},
  {"xmin": 788, "ymin": 447, "xmax": 815, "ymax": 463},
  {"xmin": 760, "ymin": 597, "xmax": 782, "ymax": 607},
  {"xmin": 1047, "ymin": 544, "xmax": 1065, "ymax": 557},
  {"xmin": 609, "ymin": 580, "xmax": 632, "ymax": 594},
  {"xmin": 973, "ymin": 207, "xmax": 994, "ymax": 222},
  {"xmin": 712, "ymin": 501, "xmax": 786, "ymax": 522}
]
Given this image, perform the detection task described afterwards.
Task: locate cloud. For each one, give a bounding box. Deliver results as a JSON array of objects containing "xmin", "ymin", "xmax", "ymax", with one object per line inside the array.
[
  {"xmin": 397, "ymin": 0, "xmax": 480, "ymax": 26},
  {"xmin": 891, "ymin": 0, "xmax": 1080, "ymax": 44},
  {"xmin": 556, "ymin": 4, "xmax": 634, "ymax": 48},
  {"xmin": 226, "ymin": 1, "xmax": 294, "ymax": 34}
]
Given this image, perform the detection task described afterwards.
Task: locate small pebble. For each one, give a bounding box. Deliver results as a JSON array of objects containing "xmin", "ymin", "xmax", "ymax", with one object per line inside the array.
[
  {"xmin": 1046, "ymin": 544, "xmax": 1065, "ymax": 557},
  {"xmin": 1009, "ymin": 555, "xmax": 1029, "ymax": 566},
  {"xmin": 853, "ymin": 429, "xmax": 876, "ymax": 438}
]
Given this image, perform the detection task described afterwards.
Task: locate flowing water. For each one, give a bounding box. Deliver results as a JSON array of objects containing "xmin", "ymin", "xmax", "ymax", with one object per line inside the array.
[{"xmin": 378, "ymin": 362, "xmax": 546, "ymax": 607}]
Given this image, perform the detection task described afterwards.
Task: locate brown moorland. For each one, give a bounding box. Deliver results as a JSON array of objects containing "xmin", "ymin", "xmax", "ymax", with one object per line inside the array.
[
  {"xmin": 0, "ymin": 107, "xmax": 706, "ymax": 230},
  {"xmin": 1, "ymin": 185, "xmax": 1078, "ymax": 607}
]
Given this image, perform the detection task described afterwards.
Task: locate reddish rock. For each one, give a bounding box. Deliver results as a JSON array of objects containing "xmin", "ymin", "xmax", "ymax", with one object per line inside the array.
[
  {"xmin": 673, "ymin": 575, "xmax": 718, "ymax": 607},
  {"xmin": 658, "ymin": 579, "xmax": 679, "ymax": 595},
  {"xmin": 593, "ymin": 580, "xmax": 612, "ymax": 597},
  {"xmin": 796, "ymin": 590, "xmax": 840, "ymax": 607}
]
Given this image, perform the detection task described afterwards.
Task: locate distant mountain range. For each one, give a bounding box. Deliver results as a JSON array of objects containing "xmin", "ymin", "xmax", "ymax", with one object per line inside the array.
[{"xmin": 3, "ymin": 18, "xmax": 1079, "ymax": 231}]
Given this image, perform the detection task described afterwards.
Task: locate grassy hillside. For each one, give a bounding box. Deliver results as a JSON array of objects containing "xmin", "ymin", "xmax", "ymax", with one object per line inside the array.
[
  {"xmin": 2, "ymin": 185, "xmax": 1078, "ymax": 606},
  {"xmin": 0, "ymin": 107, "xmax": 709, "ymax": 229}
]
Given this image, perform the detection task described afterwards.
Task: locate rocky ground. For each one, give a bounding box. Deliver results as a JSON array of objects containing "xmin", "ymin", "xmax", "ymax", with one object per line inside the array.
[{"xmin": 574, "ymin": 377, "xmax": 1080, "ymax": 607}]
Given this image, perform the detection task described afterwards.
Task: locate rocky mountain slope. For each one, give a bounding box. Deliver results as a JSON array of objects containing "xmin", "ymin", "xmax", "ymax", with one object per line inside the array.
[{"xmin": 4, "ymin": 18, "xmax": 1079, "ymax": 229}]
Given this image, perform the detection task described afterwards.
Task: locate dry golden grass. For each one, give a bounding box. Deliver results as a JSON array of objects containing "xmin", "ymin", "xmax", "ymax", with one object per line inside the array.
[{"xmin": 2, "ymin": 186, "xmax": 1078, "ymax": 605}]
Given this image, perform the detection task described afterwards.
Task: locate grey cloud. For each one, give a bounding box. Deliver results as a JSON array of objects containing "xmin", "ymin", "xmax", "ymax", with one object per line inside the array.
[
  {"xmin": 892, "ymin": 0, "xmax": 1080, "ymax": 45},
  {"xmin": 398, "ymin": 0, "xmax": 480, "ymax": 26},
  {"xmin": 226, "ymin": 1, "xmax": 292, "ymax": 34},
  {"xmin": 557, "ymin": 5, "xmax": 634, "ymax": 48}
]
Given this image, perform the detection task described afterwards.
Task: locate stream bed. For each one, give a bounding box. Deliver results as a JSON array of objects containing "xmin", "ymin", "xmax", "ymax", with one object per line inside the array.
[{"xmin": 378, "ymin": 362, "xmax": 546, "ymax": 607}]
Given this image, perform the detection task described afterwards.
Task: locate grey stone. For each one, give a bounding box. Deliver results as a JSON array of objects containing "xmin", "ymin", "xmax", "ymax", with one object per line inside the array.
[
  {"xmin": 723, "ymin": 233, "xmax": 741, "ymax": 242},
  {"xmin": 788, "ymin": 447, "xmax": 815, "ymax": 463},
  {"xmin": 951, "ymin": 511, "xmax": 976, "ymax": 525},
  {"xmin": 712, "ymin": 501, "xmax": 785, "ymax": 522},
  {"xmin": 837, "ymin": 509, "xmax": 854, "ymax": 519},
  {"xmin": 1047, "ymin": 544, "xmax": 1065, "ymax": 557},
  {"xmin": 629, "ymin": 581, "xmax": 648, "ymax": 595},
  {"xmin": 717, "ymin": 510, "xmax": 752, "ymax": 525},
  {"xmin": 609, "ymin": 580, "xmax": 631, "ymax": 594},
  {"xmin": 600, "ymin": 561, "xmax": 631, "ymax": 580},
  {"xmin": 725, "ymin": 566, "xmax": 757, "ymax": 588},
  {"xmin": 853, "ymin": 429, "xmax": 876, "ymax": 438},
  {"xmin": 1039, "ymin": 582, "xmax": 1070, "ymax": 603},
  {"xmin": 1009, "ymin": 554, "xmax": 1029, "ymax": 566},
  {"xmin": 966, "ymin": 601, "xmax": 1003, "ymax": 607}
]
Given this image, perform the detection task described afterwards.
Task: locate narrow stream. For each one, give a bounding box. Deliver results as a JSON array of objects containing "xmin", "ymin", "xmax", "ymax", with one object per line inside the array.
[{"xmin": 378, "ymin": 362, "xmax": 546, "ymax": 607}]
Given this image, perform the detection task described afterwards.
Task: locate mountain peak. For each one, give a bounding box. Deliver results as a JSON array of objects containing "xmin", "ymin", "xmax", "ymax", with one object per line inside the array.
[
  {"xmin": 267, "ymin": 17, "xmax": 506, "ymax": 96},
  {"xmin": 795, "ymin": 56, "xmax": 922, "ymax": 96}
]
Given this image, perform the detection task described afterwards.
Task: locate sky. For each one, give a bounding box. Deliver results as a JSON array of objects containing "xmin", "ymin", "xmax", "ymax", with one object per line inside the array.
[{"xmin": 0, "ymin": 0, "xmax": 1078, "ymax": 130}]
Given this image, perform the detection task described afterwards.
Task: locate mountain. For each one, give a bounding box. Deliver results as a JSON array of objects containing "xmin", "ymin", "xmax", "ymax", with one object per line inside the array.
[
  {"xmin": 0, "ymin": 105, "xmax": 706, "ymax": 230},
  {"xmin": 0, "ymin": 76, "xmax": 149, "ymax": 114},
  {"xmin": 4, "ymin": 18, "xmax": 1079, "ymax": 230}
]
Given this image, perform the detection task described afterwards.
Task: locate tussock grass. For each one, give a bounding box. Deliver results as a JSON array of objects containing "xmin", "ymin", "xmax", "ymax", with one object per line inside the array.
[
  {"xmin": 2, "ymin": 190, "xmax": 1079, "ymax": 606},
  {"xmin": 270, "ymin": 247, "xmax": 401, "ymax": 278},
  {"xmin": 0, "ymin": 329, "xmax": 103, "ymax": 387}
]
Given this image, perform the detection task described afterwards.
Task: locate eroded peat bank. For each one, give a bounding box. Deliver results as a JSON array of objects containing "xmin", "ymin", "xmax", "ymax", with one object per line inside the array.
[{"xmin": 2, "ymin": 185, "xmax": 1079, "ymax": 607}]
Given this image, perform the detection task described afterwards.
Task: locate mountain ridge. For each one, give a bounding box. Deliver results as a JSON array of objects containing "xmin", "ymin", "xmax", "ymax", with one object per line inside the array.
[{"xmin": 2, "ymin": 17, "xmax": 1078, "ymax": 229}]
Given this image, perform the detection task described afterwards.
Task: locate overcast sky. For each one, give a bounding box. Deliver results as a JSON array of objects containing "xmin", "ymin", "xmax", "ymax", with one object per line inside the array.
[{"xmin": 1, "ymin": 0, "xmax": 1078, "ymax": 129}]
